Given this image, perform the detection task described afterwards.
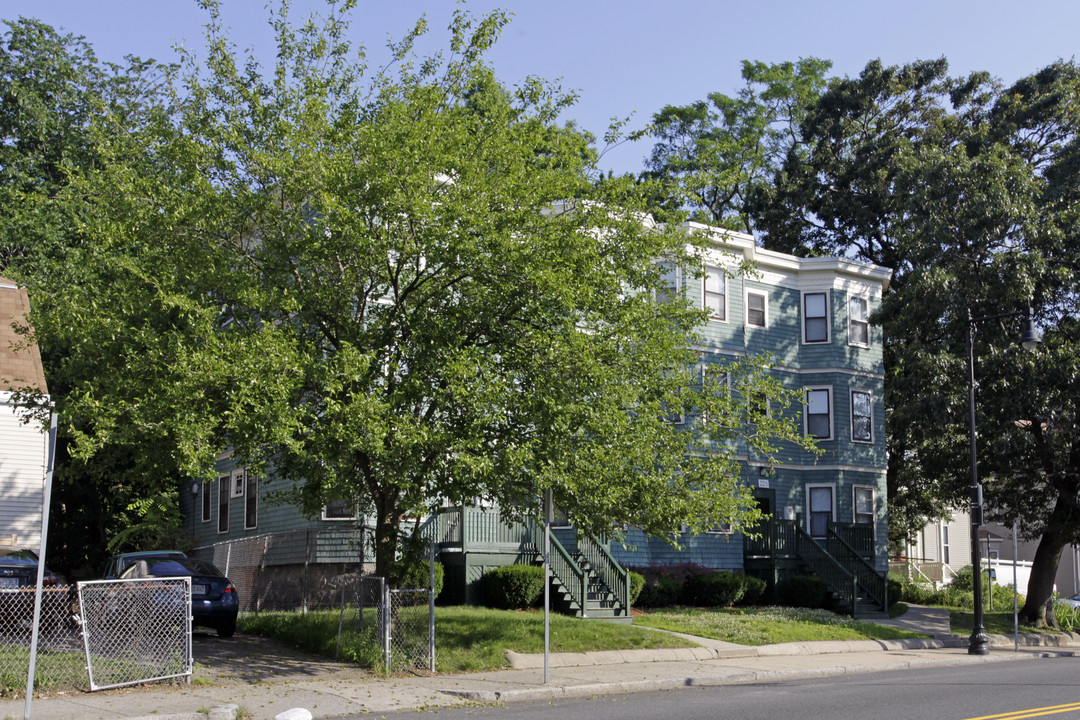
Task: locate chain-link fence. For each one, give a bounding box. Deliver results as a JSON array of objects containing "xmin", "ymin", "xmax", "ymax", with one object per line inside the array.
[
  {"xmin": 355, "ymin": 576, "xmax": 434, "ymax": 671},
  {"xmin": 0, "ymin": 584, "xmax": 83, "ymax": 695},
  {"xmin": 191, "ymin": 526, "xmax": 369, "ymax": 613},
  {"xmin": 78, "ymin": 578, "xmax": 192, "ymax": 690}
]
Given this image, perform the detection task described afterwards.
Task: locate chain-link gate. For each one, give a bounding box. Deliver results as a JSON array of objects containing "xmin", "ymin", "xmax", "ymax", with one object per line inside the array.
[
  {"xmin": 0, "ymin": 585, "xmax": 83, "ymax": 694},
  {"xmin": 357, "ymin": 576, "xmax": 434, "ymax": 671},
  {"xmin": 77, "ymin": 578, "xmax": 192, "ymax": 690}
]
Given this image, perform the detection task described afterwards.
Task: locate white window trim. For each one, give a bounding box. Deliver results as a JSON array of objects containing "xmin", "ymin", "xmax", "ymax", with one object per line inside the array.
[
  {"xmin": 244, "ymin": 473, "xmax": 259, "ymax": 530},
  {"xmin": 231, "ymin": 469, "xmax": 245, "ymax": 498},
  {"xmin": 703, "ymin": 265, "xmax": 727, "ymax": 322},
  {"xmin": 803, "ymin": 386, "xmax": 834, "ymax": 441},
  {"xmin": 321, "ymin": 500, "xmax": 358, "ymax": 521},
  {"xmin": 806, "ymin": 483, "xmax": 836, "ymax": 538},
  {"xmin": 745, "ymin": 289, "xmax": 769, "ymax": 329},
  {"xmin": 853, "ymin": 485, "xmax": 876, "ymax": 527},
  {"xmin": 801, "ymin": 290, "xmax": 831, "ymax": 344},
  {"xmin": 850, "ymin": 389, "xmax": 874, "ymax": 444},
  {"xmin": 848, "ymin": 294, "xmax": 871, "ymax": 348}
]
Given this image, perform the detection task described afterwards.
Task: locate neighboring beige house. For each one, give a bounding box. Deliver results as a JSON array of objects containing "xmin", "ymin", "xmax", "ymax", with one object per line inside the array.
[
  {"xmin": 0, "ymin": 277, "xmax": 50, "ymax": 550},
  {"xmin": 901, "ymin": 506, "xmax": 1079, "ymax": 599},
  {"xmin": 898, "ymin": 507, "xmax": 973, "ymax": 586}
]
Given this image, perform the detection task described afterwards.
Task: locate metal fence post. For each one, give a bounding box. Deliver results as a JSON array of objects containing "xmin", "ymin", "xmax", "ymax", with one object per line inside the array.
[
  {"xmin": 429, "ymin": 538, "xmax": 435, "ymax": 672},
  {"xmin": 382, "ymin": 578, "xmax": 391, "ymax": 671},
  {"xmin": 302, "ymin": 530, "xmax": 311, "ymax": 615}
]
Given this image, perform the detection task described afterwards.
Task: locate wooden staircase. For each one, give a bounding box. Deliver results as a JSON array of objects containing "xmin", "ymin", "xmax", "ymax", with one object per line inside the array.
[
  {"xmin": 745, "ymin": 518, "xmax": 889, "ymax": 619},
  {"xmin": 534, "ymin": 526, "xmax": 631, "ymax": 622}
]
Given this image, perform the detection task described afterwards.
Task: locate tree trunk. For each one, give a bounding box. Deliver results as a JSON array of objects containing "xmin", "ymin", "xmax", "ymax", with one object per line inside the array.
[
  {"xmin": 372, "ymin": 494, "xmax": 402, "ymax": 582},
  {"xmin": 1019, "ymin": 495, "xmax": 1074, "ymax": 627}
]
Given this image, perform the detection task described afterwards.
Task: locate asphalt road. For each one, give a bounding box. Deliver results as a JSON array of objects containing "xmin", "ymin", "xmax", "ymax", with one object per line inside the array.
[{"xmin": 359, "ymin": 654, "xmax": 1080, "ymax": 720}]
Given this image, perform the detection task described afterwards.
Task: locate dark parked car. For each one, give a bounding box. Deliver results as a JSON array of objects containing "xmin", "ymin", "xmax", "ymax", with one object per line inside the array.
[
  {"xmin": 119, "ymin": 556, "xmax": 239, "ymax": 637},
  {"xmin": 0, "ymin": 548, "xmax": 66, "ymax": 629},
  {"xmin": 102, "ymin": 550, "xmax": 189, "ymax": 579},
  {"xmin": 0, "ymin": 548, "xmax": 57, "ymax": 588}
]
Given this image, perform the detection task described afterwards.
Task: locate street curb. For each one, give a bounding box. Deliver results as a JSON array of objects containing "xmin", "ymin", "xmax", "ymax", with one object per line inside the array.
[
  {"xmin": 504, "ymin": 637, "xmax": 946, "ymax": 669},
  {"xmin": 451, "ymin": 652, "xmax": 1034, "ymax": 704},
  {"xmin": 122, "ymin": 704, "xmax": 237, "ymax": 720},
  {"xmin": 504, "ymin": 632, "xmax": 1080, "ymax": 669}
]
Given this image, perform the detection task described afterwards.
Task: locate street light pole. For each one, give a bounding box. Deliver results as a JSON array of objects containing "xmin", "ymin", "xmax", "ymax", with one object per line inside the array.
[{"xmin": 966, "ymin": 307, "xmax": 1041, "ymax": 656}]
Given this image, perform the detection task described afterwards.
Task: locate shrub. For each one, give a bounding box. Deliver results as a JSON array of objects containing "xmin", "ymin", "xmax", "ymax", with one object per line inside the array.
[
  {"xmin": 684, "ymin": 571, "xmax": 745, "ymax": 607},
  {"xmin": 887, "ymin": 577, "xmax": 902, "ymax": 607},
  {"xmin": 628, "ymin": 562, "xmax": 710, "ymax": 609},
  {"xmin": 738, "ymin": 574, "xmax": 766, "ymax": 606},
  {"xmin": 1055, "ymin": 602, "xmax": 1080, "ymax": 632},
  {"xmin": 781, "ymin": 575, "xmax": 828, "ymax": 608},
  {"xmin": 483, "ymin": 564, "xmax": 545, "ymax": 610},
  {"xmin": 394, "ymin": 559, "xmax": 445, "ymax": 598},
  {"xmin": 628, "ymin": 571, "xmax": 645, "ymax": 606},
  {"xmin": 638, "ymin": 576, "xmax": 681, "ymax": 608}
]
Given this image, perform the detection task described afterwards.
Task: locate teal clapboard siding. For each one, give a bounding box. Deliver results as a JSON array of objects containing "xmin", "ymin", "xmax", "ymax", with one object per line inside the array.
[{"xmin": 649, "ymin": 224, "xmax": 891, "ymax": 573}]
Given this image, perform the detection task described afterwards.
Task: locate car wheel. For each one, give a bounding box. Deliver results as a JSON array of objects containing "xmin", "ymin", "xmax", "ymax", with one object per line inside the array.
[{"xmin": 217, "ymin": 619, "xmax": 236, "ymax": 638}]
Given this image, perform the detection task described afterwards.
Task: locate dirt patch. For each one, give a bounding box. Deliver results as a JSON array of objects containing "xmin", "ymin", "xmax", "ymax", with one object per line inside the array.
[{"xmin": 191, "ymin": 629, "xmax": 371, "ymax": 686}]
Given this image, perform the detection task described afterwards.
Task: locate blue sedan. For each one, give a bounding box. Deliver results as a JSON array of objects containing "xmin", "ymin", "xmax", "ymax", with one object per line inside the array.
[{"xmin": 120, "ymin": 556, "xmax": 239, "ymax": 637}]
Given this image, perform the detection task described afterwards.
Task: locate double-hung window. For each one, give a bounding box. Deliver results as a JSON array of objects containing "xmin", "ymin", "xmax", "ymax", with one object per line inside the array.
[
  {"xmin": 803, "ymin": 292, "xmax": 829, "ymax": 343},
  {"xmin": 244, "ymin": 472, "xmax": 258, "ymax": 530},
  {"xmin": 849, "ymin": 296, "xmax": 870, "ymax": 346},
  {"xmin": 656, "ymin": 263, "xmax": 681, "ymax": 304},
  {"xmin": 322, "ymin": 500, "xmax": 357, "ymax": 521},
  {"xmin": 805, "ymin": 388, "xmax": 832, "ymax": 440},
  {"xmin": 201, "ymin": 480, "xmax": 212, "ymax": 523},
  {"xmin": 704, "ymin": 266, "xmax": 726, "ymax": 320},
  {"xmin": 808, "ymin": 485, "xmax": 834, "ymax": 539},
  {"xmin": 854, "ymin": 486, "xmax": 875, "ymax": 525},
  {"xmin": 217, "ymin": 475, "xmax": 230, "ymax": 534},
  {"xmin": 851, "ymin": 390, "xmax": 873, "ymax": 443},
  {"xmin": 746, "ymin": 290, "xmax": 767, "ymax": 328}
]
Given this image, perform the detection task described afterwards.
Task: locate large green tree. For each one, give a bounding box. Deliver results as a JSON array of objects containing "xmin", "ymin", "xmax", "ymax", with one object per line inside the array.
[
  {"xmin": 642, "ymin": 58, "xmax": 831, "ymax": 231},
  {"xmin": 1, "ymin": 17, "xmax": 175, "ymax": 576},
  {"xmin": 753, "ymin": 58, "xmax": 1080, "ymax": 626},
  {"xmin": 21, "ymin": 2, "xmax": 812, "ymax": 580}
]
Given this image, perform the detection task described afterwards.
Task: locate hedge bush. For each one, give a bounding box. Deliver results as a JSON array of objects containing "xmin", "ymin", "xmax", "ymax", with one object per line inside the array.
[
  {"xmin": 739, "ymin": 574, "xmax": 766, "ymax": 605},
  {"xmin": 683, "ymin": 571, "xmax": 745, "ymax": 607},
  {"xmin": 781, "ymin": 574, "xmax": 828, "ymax": 608},
  {"xmin": 628, "ymin": 571, "xmax": 645, "ymax": 606},
  {"xmin": 483, "ymin": 564, "xmax": 545, "ymax": 610}
]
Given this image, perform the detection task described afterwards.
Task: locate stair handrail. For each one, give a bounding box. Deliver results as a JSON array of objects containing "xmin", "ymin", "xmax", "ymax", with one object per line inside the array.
[
  {"xmin": 530, "ymin": 520, "xmax": 588, "ymax": 616},
  {"xmin": 576, "ymin": 532, "xmax": 630, "ymax": 615},
  {"xmin": 826, "ymin": 527, "xmax": 888, "ymax": 610},
  {"xmin": 795, "ymin": 526, "xmax": 857, "ymax": 616}
]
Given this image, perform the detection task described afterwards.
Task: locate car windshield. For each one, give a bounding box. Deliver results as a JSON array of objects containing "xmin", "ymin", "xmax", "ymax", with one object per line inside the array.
[
  {"xmin": 0, "ymin": 549, "xmax": 39, "ymax": 565},
  {"xmin": 123, "ymin": 557, "xmax": 223, "ymax": 578}
]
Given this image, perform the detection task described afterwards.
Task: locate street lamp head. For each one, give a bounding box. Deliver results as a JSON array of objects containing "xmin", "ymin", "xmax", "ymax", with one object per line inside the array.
[{"xmin": 1020, "ymin": 307, "xmax": 1041, "ymax": 351}]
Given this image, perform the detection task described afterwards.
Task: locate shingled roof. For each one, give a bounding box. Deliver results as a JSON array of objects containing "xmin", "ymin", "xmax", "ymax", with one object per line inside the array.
[{"xmin": 0, "ymin": 277, "xmax": 48, "ymax": 395}]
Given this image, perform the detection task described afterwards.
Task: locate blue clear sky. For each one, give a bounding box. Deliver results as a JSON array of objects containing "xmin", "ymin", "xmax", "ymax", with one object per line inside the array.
[{"xmin": 5, "ymin": 0, "xmax": 1079, "ymax": 175}]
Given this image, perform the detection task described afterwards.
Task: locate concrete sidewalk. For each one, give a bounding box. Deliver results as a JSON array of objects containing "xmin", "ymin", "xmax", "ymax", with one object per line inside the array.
[{"xmin": 5, "ymin": 607, "xmax": 1079, "ymax": 720}]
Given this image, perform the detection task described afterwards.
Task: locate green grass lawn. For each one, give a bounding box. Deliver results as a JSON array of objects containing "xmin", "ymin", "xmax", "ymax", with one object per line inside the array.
[
  {"xmin": 238, "ymin": 604, "xmax": 929, "ymax": 673},
  {"xmin": 633, "ymin": 606, "xmax": 927, "ymax": 646},
  {"xmin": 947, "ymin": 608, "xmax": 1045, "ymax": 636}
]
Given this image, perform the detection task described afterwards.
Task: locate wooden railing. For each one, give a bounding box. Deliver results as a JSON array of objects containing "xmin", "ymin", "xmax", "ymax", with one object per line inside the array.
[
  {"xmin": 796, "ymin": 525, "xmax": 857, "ymax": 615},
  {"xmin": 826, "ymin": 527, "xmax": 887, "ymax": 609},
  {"xmin": 744, "ymin": 518, "xmax": 799, "ymax": 559},
  {"xmin": 531, "ymin": 522, "xmax": 588, "ymax": 615},
  {"xmin": 577, "ymin": 532, "xmax": 629, "ymax": 613},
  {"xmin": 828, "ymin": 522, "xmax": 875, "ymax": 560},
  {"xmin": 424, "ymin": 506, "xmax": 532, "ymax": 552}
]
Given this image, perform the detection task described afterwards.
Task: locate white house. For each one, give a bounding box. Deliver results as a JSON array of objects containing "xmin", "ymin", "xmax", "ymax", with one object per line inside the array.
[{"xmin": 0, "ymin": 277, "xmax": 50, "ymax": 550}]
